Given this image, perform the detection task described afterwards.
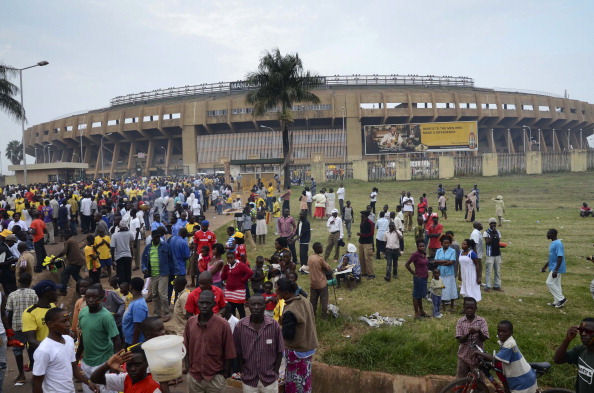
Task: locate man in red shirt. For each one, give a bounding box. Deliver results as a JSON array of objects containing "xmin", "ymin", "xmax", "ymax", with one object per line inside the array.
[
  {"xmin": 29, "ymin": 211, "xmax": 47, "ymax": 272},
  {"xmin": 193, "ymin": 220, "xmax": 216, "ymax": 253},
  {"xmin": 426, "ymin": 215, "xmax": 443, "ymax": 259},
  {"xmin": 185, "ymin": 271, "xmax": 226, "ymax": 317}
]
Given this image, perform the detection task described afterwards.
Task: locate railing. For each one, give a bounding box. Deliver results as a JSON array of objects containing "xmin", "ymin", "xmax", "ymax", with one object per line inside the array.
[
  {"xmin": 110, "ymin": 74, "xmax": 475, "ymax": 106},
  {"xmin": 492, "ymin": 87, "xmax": 563, "ymax": 99},
  {"xmin": 325, "ymin": 162, "xmax": 352, "ymax": 181},
  {"xmin": 588, "ymin": 150, "xmax": 594, "ymax": 170},
  {"xmin": 410, "ymin": 153, "xmax": 439, "ymax": 180},
  {"xmin": 542, "ymin": 151, "xmax": 571, "ymax": 173},
  {"xmin": 454, "ymin": 154, "xmax": 482, "ymax": 176},
  {"xmin": 368, "ymin": 161, "xmax": 397, "ymax": 182},
  {"xmin": 498, "ymin": 153, "xmax": 526, "ymax": 175}
]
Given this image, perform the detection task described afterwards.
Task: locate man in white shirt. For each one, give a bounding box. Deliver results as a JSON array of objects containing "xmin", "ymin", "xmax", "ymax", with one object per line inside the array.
[
  {"xmin": 80, "ymin": 195, "xmax": 92, "ymax": 234},
  {"xmin": 324, "ymin": 209, "xmax": 343, "ymax": 262},
  {"xmin": 402, "ymin": 192, "xmax": 414, "ymax": 232},
  {"xmin": 336, "ymin": 184, "xmax": 346, "ymax": 216},
  {"xmin": 470, "ymin": 221, "xmax": 484, "ymax": 263}
]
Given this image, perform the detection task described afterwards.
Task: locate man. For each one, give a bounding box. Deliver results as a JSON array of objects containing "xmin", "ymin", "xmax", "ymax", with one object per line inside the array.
[
  {"xmin": 277, "ymin": 209, "xmax": 297, "ymax": 263},
  {"xmin": 76, "ymin": 284, "xmax": 121, "ymax": 393},
  {"xmin": 401, "ymin": 192, "xmax": 414, "ymax": 232},
  {"xmin": 54, "ymin": 230, "xmax": 86, "ymax": 295},
  {"xmin": 33, "ymin": 307, "xmax": 98, "ymax": 393},
  {"xmin": 452, "ymin": 184, "xmax": 464, "ymax": 212},
  {"xmin": 171, "ymin": 211, "xmax": 188, "ymax": 240},
  {"xmin": 542, "ymin": 228, "xmax": 567, "ymax": 308},
  {"xmin": 357, "ymin": 210, "xmax": 375, "ymax": 279},
  {"xmin": 455, "ymin": 297, "xmax": 489, "ymax": 378},
  {"xmin": 169, "ymin": 227, "xmax": 191, "ymax": 276},
  {"xmin": 151, "ymin": 212, "xmax": 165, "ymax": 232},
  {"xmin": 472, "ymin": 184, "xmax": 480, "ymax": 211},
  {"xmin": 41, "ymin": 200, "xmax": 55, "ymax": 244},
  {"xmin": 80, "ymin": 194, "xmax": 93, "ymax": 234},
  {"xmin": 375, "ymin": 211, "xmax": 389, "ymax": 260},
  {"xmin": 336, "ymin": 184, "xmax": 346, "ymax": 216},
  {"xmin": 184, "ymin": 290, "xmax": 236, "ymax": 393},
  {"xmin": 233, "ymin": 296, "xmax": 284, "ymax": 393},
  {"xmin": 164, "ymin": 194, "xmax": 175, "ymax": 223},
  {"xmin": 23, "ymin": 280, "xmax": 59, "ymax": 367},
  {"xmin": 437, "ymin": 183, "xmax": 445, "ymax": 199},
  {"xmin": 483, "ymin": 218, "xmax": 503, "ymax": 292},
  {"xmin": 29, "ymin": 211, "xmax": 48, "ymax": 273},
  {"xmin": 142, "ymin": 230, "xmax": 175, "ymax": 322},
  {"xmin": 109, "ymin": 222, "xmax": 133, "ymax": 285},
  {"xmin": 470, "ymin": 221, "xmax": 484, "ymax": 268},
  {"xmin": 193, "ymin": 220, "xmax": 217, "ymax": 255},
  {"xmin": 324, "ymin": 209, "xmax": 343, "ymax": 263},
  {"xmin": 554, "ymin": 318, "xmax": 594, "ymax": 392},
  {"xmin": 50, "ymin": 195, "xmax": 60, "ymax": 238},
  {"xmin": 128, "ymin": 211, "xmax": 144, "ymax": 271},
  {"xmin": 294, "ymin": 211, "xmax": 311, "ymax": 267},
  {"xmin": 0, "ymin": 230, "xmax": 18, "ymax": 294},
  {"xmin": 171, "ymin": 276, "xmax": 190, "ymax": 336},
  {"xmin": 383, "ymin": 221, "xmax": 402, "ymax": 281},
  {"xmin": 94, "ymin": 212, "xmax": 109, "ymax": 237},
  {"xmin": 308, "ymin": 242, "xmax": 332, "ymax": 317},
  {"xmin": 185, "ymin": 271, "xmax": 227, "ymax": 317}
]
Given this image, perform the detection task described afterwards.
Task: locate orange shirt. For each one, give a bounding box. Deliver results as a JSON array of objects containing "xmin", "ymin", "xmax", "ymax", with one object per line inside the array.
[{"xmin": 30, "ymin": 219, "xmax": 46, "ymax": 243}]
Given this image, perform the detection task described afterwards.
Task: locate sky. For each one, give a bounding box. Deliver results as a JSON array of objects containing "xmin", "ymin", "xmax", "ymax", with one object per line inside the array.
[{"xmin": 1, "ymin": 0, "xmax": 593, "ymax": 171}]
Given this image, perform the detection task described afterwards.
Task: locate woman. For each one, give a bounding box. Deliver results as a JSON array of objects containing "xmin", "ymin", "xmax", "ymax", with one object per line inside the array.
[
  {"xmin": 433, "ymin": 235, "xmax": 458, "ymax": 312},
  {"xmin": 325, "ymin": 188, "xmax": 336, "ymax": 217},
  {"xmin": 492, "ymin": 195, "xmax": 505, "ymax": 227},
  {"xmin": 458, "ymin": 239, "xmax": 482, "ymax": 302},
  {"xmin": 270, "ymin": 237, "xmax": 291, "ymax": 262},
  {"xmin": 277, "ymin": 277, "xmax": 318, "ymax": 393},
  {"xmin": 208, "ymin": 243, "xmax": 225, "ymax": 289},
  {"xmin": 299, "ymin": 190, "xmax": 308, "ymax": 216},
  {"xmin": 465, "ymin": 190, "xmax": 476, "ymax": 222},
  {"xmin": 241, "ymin": 204, "xmax": 257, "ymax": 251},
  {"xmin": 221, "ymin": 251, "xmax": 253, "ymax": 318},
  {"xmin": 255, "ymin": 201, "xmax": 268, "ymax": 245},
  {"xmin": 312, "ymin": 190, "xmax": 326, "ymax": 220},
  {"xmin": 405, "ymin": 240, "xmax": 429, "ymax": 319}
]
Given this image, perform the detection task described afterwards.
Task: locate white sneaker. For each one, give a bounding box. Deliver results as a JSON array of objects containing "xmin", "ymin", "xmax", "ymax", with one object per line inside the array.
[{"xmin": 435, "ymin": 313, "xmax": 443, "ymax": 319}]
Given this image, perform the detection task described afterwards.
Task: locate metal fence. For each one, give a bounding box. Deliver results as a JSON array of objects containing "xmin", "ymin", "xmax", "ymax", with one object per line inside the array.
[
  {"xmin": 368, "ymin": 161, "xmax": 397, "ymax": 182},
  {"xmin": 541, "ymin": 151, "xmax": 571, "ymax": 173},
  {"xmin": 289, "ymin": 165, "xmax": 310, "ymax": 185},
  {"xmin": 410, "ymin": 153, "xmax": 439, "ymax": 180},
  {"xmin": 325, "ymin": 162, "xmax": 353, "ymax": 181},
  {"xmin": 498, "ymin": 153, "xmax": 526, "ymax": 175},
  {"xmin": 588, "ymin": 150, "xmax": 594, "ymax": 170},
  {"xmin": 454, "ymin": 154, "xmax": 482, "ymax": 176}
]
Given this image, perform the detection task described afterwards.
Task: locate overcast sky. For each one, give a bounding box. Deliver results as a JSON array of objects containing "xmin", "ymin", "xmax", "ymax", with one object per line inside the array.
[{"xmin": 1, "ymin": 0, "xmax": 593, "ymax": 170}]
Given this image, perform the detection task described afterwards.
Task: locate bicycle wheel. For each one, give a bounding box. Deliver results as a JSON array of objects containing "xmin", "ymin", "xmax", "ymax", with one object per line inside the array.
[
  {"xmin": 540, "ymin": 389, "xmax": 575, "ymax": 393},
  {"xmin": 439, "ymin": 377, "xmax": 490, "ymax": 393}
]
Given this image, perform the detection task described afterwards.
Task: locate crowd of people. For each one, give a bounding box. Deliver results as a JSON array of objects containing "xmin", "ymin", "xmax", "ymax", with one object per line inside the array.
[{"xmin": 0, "ymin": 175, "xmax": 587, "ymax": 393}]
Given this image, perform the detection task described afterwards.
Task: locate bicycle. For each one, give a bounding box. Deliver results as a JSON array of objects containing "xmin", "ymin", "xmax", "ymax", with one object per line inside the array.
[{"xmin": 439, "ymin": 343, "xmax": 574, "ymax": 393}]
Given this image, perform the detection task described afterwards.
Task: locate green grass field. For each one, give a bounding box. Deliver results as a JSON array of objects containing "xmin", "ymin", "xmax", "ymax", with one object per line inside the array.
[{"xmin": 215, "ymin": 172, "xmax": 592, "ymax": 389}]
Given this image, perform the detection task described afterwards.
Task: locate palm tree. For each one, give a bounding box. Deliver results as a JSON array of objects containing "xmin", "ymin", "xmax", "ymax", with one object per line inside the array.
[
  {"xmin": 0, "ymin": 64, "xmax": 25, "ymax": 121},
  {"xmin": 246, "ymin": 48, "xmax": 322, "ymax": 189},
  {"xmin": 6, "ymin": 140, "xmax": 23, "ymax": 165}
]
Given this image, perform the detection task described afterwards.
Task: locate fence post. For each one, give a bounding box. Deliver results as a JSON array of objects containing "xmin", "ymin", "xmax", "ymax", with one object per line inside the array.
[
  {"xmin": 525, "ymin": 152, "xmax": 542, "ymax": 175},
  {"xmin": 482, "ymin": 153, "xmax": 498, "ymax": 176},
  {"xmin": 352, "ymin": 160, "xmax": 369, "ymax": 181},
  {"xmin": 570, "ymin": 150, "xmax": 587, "ymax": 172},
  {"xmin": 395, "ymin": 157, "xmax": 411, "ymax": 181},
  {"xmin": 438, "ymin": 156, "xmax": 454, "ymax": 179}
]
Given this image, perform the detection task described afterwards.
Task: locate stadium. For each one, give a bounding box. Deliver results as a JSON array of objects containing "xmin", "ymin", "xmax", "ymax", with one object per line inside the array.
[{"xmin": 18, "ymin": 74, "xmax": 594, "ymax": 181}]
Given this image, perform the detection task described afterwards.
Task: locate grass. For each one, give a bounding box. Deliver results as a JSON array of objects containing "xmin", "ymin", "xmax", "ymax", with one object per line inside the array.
[{"xmin": 215, "ymin": 172, "xmax": 592, "ymax": 389}]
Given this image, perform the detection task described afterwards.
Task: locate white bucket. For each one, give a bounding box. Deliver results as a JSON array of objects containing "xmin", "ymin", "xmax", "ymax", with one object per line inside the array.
[{"xmin": 142, "ymin": 335, "xmax": 186, "ymax": 382}]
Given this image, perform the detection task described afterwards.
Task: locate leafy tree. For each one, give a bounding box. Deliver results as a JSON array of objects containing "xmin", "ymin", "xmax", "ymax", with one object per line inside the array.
[
  {"xmin": 6, "ymin": 140, "xmax": 23, "ymax": 165},
  {"xmin": 246, "ymin": 48, "xmax": 322, "ymax": 189},
  {"xmin": 0, "ymin": 64, "xmax": 25, "ymax": 121}
]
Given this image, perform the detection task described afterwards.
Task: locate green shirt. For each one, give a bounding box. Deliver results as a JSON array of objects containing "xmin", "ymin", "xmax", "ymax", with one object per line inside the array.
[
  {"xmin": 78, "ymin": 307, "xmax": 119, "ymax": 366},
  {"xmin": 150, "ymin": 244, "xmax": 160, "ymax": 277},
  {"xmin": 566, "ymin": 344, "xmax": 594, "ymax": 393}
]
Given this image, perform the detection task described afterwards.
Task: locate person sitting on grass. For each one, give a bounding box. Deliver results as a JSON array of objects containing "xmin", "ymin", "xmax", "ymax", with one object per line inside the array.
[
  {"xmin": 90, "ymin": 346, "xmax": 161, "ymax": 393},
  {"xmin": 473, "ymin": 320, "xmax": 537, "ymax": 393},
  {"xmin": 580, "ymin": 202, "xmax": 593, "ymax": 218}
]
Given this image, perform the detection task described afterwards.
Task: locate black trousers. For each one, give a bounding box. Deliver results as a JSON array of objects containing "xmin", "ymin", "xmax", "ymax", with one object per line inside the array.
[
  {"xmin": 61, "ymin": 264, "xmax": 82, "ymax": 290},
  {"xmin": 455, "ymin": 198, "xmax": 463, "ymax": 211},
  {"xmin": 299, "ymin": 243, "xmax": 309, "ymax": 266},
  {"xmin": 282, "ymin": 237, "xmax": 298, "ymax": 263},
  {"xmin": 116, "ymin": 256, "xmax": 132, "ymax": 284}
]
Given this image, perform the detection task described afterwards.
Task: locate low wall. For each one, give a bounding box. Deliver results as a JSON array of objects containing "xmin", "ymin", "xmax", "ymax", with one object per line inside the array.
[{"xmin": 312, "ymin": 362, "xmax": 455, "ymax": 393}]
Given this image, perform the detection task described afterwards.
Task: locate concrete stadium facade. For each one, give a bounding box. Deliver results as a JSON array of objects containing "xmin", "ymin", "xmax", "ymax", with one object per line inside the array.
[{"xmin": 23, "ymin": 74, "xmax": 594, "ymax": 179}]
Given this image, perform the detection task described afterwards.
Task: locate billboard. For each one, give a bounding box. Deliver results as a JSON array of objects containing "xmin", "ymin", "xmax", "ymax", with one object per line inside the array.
[{"xmin": 363, "ymin": 121, "xmax": 478, "ymax": 155}]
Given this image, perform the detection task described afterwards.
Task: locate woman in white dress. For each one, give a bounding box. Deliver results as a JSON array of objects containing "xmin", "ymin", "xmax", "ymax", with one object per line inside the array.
[
  {"xmin": 325, "ymin": 188, "xmax": 336, "ymax": 217},
  {"xmin": 458, "ymin": 238, "xmax": 482, "ymax": 302}
]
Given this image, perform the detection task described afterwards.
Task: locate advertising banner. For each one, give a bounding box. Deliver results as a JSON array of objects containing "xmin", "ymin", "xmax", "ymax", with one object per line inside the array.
[{"xmin": 363, "ymin": 121, "xmax": 478, "ymax": 155}]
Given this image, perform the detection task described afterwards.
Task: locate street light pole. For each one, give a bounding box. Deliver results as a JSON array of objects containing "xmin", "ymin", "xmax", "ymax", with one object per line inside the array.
[
  {"xmin": 101, "ymin": 133, "xmax": 113, "ymax": 178},
  {"xmin": 160, "ymin": 146, "xmax": 168, "ymax": 175},
  {"xmin": 44, "ymin": 144, "xmax": 52, "ymax": 163},
  {"xmin": 13, "ymin": 61, "xmax": 49, "ymax": 186},
  {"xmin": 259, "ymin": 125, "xmax": 276, "ymax": 158},
  {"xmin": 522, "ymin": 125, "xmax": 532, "ymax": 152}
]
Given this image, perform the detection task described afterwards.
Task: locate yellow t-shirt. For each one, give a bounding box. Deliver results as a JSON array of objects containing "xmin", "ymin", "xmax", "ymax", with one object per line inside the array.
[
  {"xmin": 115, "ymin": 289, "xmax": 133, "ymax": 308},
  {"xmin": 93, "ymin": 235, "xmax": 111, "ymax": 260},
  {"xmin": 267, "ymin": 186, "xmax": 274, "ymax": 197},
  {"xmin": 22, "ymin": 303, "xmax": 57, "ymax": 342},
  {"xmin": 272, "ymin": 201, "xmax": 281, "ymax": 218},
  {"xmin": 15, "ymin": 198, "xmax": 25, "ymax": 214},
  {"xmin": 84, "ymin": 245, "xmax": 101, "ymax": 270},
  {"xmin": 273, "ymin": 298, "xmax": 285, "ymax": 322}
]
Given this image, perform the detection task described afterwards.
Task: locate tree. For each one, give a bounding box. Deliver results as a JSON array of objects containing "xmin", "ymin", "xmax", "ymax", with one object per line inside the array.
[
  {"xmin": 6, "ymin": 140, "xmax": 23, "ymax": 165},
  {"xmin": 246, "ymin": 48, "xmax": 322, "ymax": 189},
  {"xmin": 0, "ymin": 64, "xmax": 25, "ymax": 121}
]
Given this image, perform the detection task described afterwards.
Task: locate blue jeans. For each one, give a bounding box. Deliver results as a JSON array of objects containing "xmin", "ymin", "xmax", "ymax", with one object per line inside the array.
[{"xmin": 431, "ymin": 293, "xmax": 442, "ymax": 316}]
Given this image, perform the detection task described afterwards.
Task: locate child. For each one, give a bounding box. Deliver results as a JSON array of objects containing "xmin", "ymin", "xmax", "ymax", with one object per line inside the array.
[
  {"xmin": 219, "ymin": 303, "xmax": 239, "ymax": 333},
  {"xmin": 473, "ymin": 320, "xmax": 537, "ymax": 393},
  {"xmin": 84, "ymin": 234, "xmax": 101, "ymax": 284},
  {"xmin": 33, "ymin": 308, "xmax": 98, "ymax": 393},
  {"xmin": 288, "ymin": 272, "xmax": 308, "ymax": 298},
  {"xmin": 6, "ymin": 272, "xmax": 37, "ymax": 385},
  {"xmin": 94, "ymin": 228, "xmax": 112, "ymax": 279},
  {"xmin": 118, "ymin": 282, "xmax": 133, "ymax": 308},
  {"xmin": 251, "ymin": 256, "xmax": 265, "ymax": 295},
  {"xmin": 438, "ymin": 192, "xmax": 448, "ymax": 220},
  {"xmin": 262, "ymin": 281, "xmax": 277, "ymax": 318},
  {"xmin": 429, "ymin": 269, "xmax": 444, "ymax": 319},
  {"xmin": 280, "ymin": 252, "xmax": 296, "ymax": 276},
  {"xmin": 90, "ymin": 346, "xmax": 161, "ymax": 393},
  {"xmin": 197, "ymin": 245, "xmax": 211, "ymax": 274}
]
